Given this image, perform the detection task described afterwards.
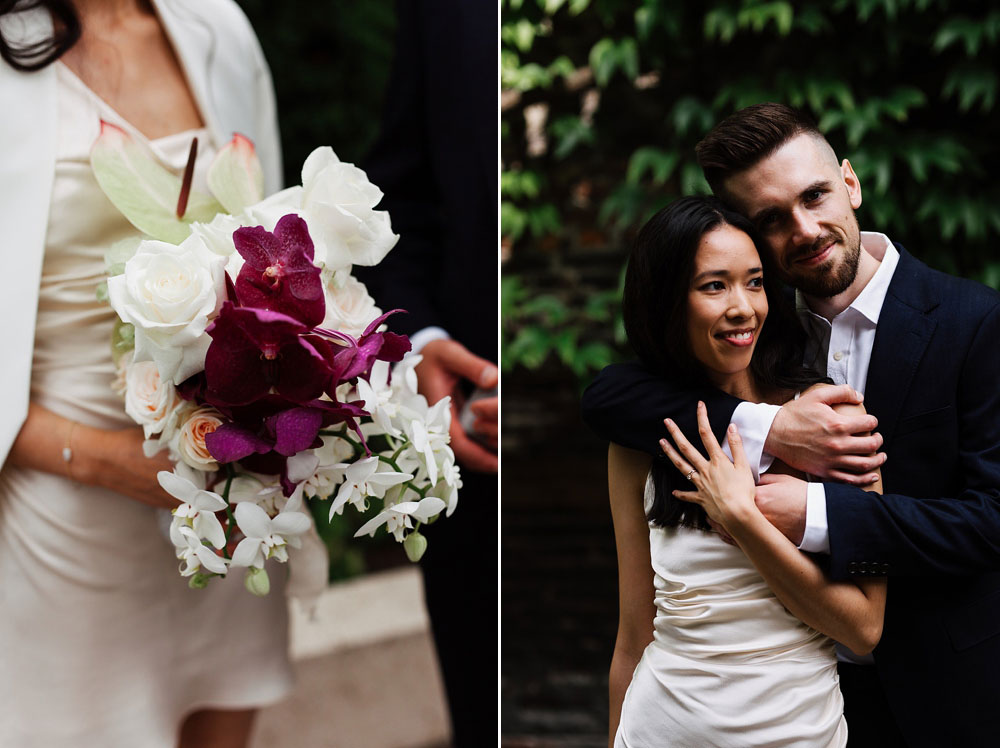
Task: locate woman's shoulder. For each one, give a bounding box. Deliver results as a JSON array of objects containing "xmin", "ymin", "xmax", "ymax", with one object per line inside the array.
[{"xmin": 166, "ymin": 1, "xmax": 266, "ymax": 65}]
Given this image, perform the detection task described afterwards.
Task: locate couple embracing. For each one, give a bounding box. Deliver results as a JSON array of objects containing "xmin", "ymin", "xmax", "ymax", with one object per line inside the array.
[{"xmin": 585, "ymin": 103, "xmax": 1000, "ymax": 747}]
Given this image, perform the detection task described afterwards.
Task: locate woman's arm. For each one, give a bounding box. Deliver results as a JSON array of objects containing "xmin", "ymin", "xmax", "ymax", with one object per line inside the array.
[
  {"xmin": 607, "ymin": 443, "xmax": 656, "ymax": 748},
  {"xmin": 661, "ymin": 402, "xmax": 886, "ymax": 656},
  {"xmin": 7, "ymin": 402, "xmax": 179, "ymax": 509}
]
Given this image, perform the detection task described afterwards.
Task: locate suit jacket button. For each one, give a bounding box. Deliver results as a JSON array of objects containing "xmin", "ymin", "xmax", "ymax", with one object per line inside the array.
[
  {"xmin": 881, "ymin": 563, "xmax": 891, "ymax": 574},
  {"xmin": 859, "ymin": 561, "xmax": 869, "ymax": 574},
  {"xmin": 848, "ymin": 562, "xmax": 858, "ymax": 574}
]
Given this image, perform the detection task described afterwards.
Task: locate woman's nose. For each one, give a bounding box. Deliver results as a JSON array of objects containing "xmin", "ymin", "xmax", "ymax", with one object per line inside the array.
[{"xmin": 727, "ymin": 289, "xmax": 754, "ymax": 318}]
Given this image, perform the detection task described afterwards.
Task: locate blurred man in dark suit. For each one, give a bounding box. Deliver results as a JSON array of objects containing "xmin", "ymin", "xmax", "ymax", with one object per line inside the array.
[{"xmin": 356, "ymin": 2, "xmax": 497, "ymax": 744}]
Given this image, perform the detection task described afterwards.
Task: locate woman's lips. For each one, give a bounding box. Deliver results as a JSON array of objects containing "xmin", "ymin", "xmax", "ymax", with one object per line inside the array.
[{"xmin": 716, "ymin": 329, "xmax": 754, "ymax": 347}]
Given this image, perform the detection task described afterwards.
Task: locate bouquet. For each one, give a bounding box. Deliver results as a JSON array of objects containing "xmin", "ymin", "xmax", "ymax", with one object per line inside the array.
[{"xmin": 92, "ymin": 125, "xmax": 461, "ymax": 595}]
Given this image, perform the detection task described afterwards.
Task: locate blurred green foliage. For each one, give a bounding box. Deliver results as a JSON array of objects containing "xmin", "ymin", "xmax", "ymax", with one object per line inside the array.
[
  {"xmin": 236, "ymin": 0, "xmax": 397, "ymax": 186},
  {"xmin": 502, "ymin": 0, "xmax": 1000, "ymax": 381},
  {"xmin": 237, "ymin": 1, "xmax": 400, "ymax": 580}
]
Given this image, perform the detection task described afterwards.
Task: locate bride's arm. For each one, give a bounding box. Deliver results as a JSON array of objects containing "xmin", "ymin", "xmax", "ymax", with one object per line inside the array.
[
  {"xmin": 607, "ymin": 443, "xmax": 655, "ymax": 748},
  {"xmin": 6, "ymin": 402, "xmax": 179, "ymax": 509},
  {"xmin": 661, "ymin": 402, "xmax": 886, "ymax": 656}
]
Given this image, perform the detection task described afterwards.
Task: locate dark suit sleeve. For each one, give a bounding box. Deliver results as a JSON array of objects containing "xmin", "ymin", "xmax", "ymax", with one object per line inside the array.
[
  {"xmin": 825, "ymin": 302, "xmax": 1000, "ymax": 580},
  {"xmin": 581, "ymin": 361, "xmax": 742, "ymax": 455}
]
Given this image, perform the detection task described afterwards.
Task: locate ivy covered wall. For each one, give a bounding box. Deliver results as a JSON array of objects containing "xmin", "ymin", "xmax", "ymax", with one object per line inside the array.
[{"xmin": 502, "ymin": 0, "xmax": 1000, "ymax": 389}]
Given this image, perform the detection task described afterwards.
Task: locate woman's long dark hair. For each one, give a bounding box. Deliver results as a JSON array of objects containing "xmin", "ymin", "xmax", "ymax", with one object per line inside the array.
[
  {"xmin": 1, "ymin": 1, "xmax": 80, "ymax": 72},
  {"xmin": 622, "ymin": 196, "xmax": 825, "ymax": 530}
]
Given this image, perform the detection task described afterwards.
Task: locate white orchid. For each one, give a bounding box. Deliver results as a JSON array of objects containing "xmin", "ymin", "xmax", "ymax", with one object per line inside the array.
[
  {"xmin": 327, "ymin": 456, "xmax": 412, "ymax": 519},
  {"xmin": 400, "ymin": 396, "xmax": 452, "ymax": 485},
  {"xmin": 289, "ymin": 435, "xmax": 357, "ymax": 501},
  {"xmin": 354, "ymin": 496, "xmax": 447, "ymax": 542},
  {"xmin": 226, "ymin": 473, "xmax": 286, "ymax": 515},
  {"xmin": 434, "ymin": 456, "xmax": 463, "ymax": 517},
  {"xmin": 230, "ymin": 490, "xmax": 313, "ymax": 569},
  {"xmin": 173, "ymin": 525, "xmax": 229, "ymax": 577},
  {"xmin": 160, "ymin": 466, "xmax": 227, "ymax": 549},
  {"xmin": 356, "ymin": 360, "xmax": 403, "ymax": 438}
]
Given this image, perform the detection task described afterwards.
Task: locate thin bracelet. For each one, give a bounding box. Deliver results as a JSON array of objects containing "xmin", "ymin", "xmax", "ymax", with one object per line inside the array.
[{"xmin": 62, "ymin": 420, "xmax": 78, "ymax": 480}]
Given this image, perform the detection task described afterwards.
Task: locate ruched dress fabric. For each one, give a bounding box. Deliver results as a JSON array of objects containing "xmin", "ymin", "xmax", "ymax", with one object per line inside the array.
[
  {"xmin": 615, "ymin": 475, "xmax": 847, "ymax": 748},
  {"xmin": 0, "ymin": 63, "xmax": 292, "ymax": 748}
]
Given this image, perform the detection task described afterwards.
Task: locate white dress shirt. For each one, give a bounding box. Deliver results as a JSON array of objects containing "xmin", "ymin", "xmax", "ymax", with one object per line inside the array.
[
  {"xmin": 731, "ymin": 232, "xmax": 898, "ymax": 545},
  {"xmin": 734, "ymin": 233, "xmax": 899, "ymax": 665}
]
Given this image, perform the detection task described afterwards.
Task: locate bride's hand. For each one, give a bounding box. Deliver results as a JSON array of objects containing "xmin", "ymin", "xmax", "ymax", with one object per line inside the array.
[
  {"xmin": 77, "ymin": 425, "xmax": 180, "ymax": 510},
  {"xmin": 659, "ymin": 401, "xmax": 757, "ymax": 529}
]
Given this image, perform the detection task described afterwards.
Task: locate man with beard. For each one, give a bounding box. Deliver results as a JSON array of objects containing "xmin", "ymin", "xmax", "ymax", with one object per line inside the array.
[{"xmin": 583, "ymin": 103, "xmax": 1000, "ymax": 747}]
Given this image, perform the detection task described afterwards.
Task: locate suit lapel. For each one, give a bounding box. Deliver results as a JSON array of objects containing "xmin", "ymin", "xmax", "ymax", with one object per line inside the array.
[{"xmin": 864, "ymin": 249, "xmax": 938, "ymax": 451}]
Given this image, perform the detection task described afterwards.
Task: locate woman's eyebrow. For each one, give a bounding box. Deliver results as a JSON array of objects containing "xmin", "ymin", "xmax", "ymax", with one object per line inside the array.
[{"xmin": 693, "ymin": 266, "xmax": 762, "ymax": 283}]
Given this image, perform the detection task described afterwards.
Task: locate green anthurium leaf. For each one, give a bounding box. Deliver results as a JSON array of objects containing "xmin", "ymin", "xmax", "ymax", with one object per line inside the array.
[
  {"xmin": 104, "ymin": 235, "xmax": 143, "ymax": 276},
  {"xmin": 90, "ymin": 120, "xmax": 222, "ymax": 244},
  {"xmin": 206, "ymin": 133, "xmax": 264, "ymax": 214}
]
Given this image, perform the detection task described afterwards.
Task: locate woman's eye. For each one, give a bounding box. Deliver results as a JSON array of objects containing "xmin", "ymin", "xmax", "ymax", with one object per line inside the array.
[
  {"xmin": 700, "ymin": 281, "xmax": 725, "ymax": 292},
  {"xmin": 748, "ymin": 277, "xmax": 764, "ymax": 288}
]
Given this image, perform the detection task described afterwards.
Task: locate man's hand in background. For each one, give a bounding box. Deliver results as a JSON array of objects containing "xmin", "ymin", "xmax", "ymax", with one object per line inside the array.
[{"xmin": 416, "ymin": 339, "xmax": 498, "ymax": 473}]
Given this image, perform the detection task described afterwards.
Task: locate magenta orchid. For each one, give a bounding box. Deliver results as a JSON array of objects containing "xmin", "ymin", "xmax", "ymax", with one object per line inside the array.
[{"xmin": 233, "ymin": 214, "xmax": 325, "ymax": 327}]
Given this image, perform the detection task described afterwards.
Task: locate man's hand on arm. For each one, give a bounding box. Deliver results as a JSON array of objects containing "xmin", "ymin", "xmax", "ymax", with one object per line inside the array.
[
  {"xmin": 754, "ymin": 473, "xmax": 809, "ymax": 546},
  {"xmin": 765, "ymin": 384, "xmax": 884, "ymax": 486},
  {"xmin": 416, "ymin": 339, "xmax": 498, "ymax": 474}
]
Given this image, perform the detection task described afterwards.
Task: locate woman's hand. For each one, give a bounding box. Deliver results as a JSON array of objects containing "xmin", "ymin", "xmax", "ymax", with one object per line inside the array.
[
  {"xmin": 9, "ymin": 403, "xmax": 180, "ymax": 510},
  {"xmin": 83, "ymin": 426, "xmax": 181, "ymax": 510},
  {"xmin": 659, "ymin": 401, "xmax": 757, "ymax": 529}
]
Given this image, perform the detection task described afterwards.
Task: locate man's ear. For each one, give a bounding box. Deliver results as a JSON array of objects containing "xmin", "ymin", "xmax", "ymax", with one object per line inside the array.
[{"xmin": 841, "ymin": 159, "xmax": 862, "ymax": 210}]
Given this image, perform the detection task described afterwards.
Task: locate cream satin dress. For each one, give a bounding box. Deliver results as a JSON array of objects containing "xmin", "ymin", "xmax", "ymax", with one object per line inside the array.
[
  {"xmin": 615, "ymin": 475, "xmax": 848, "ymax": 748},
  {"xmin": 0, "ymin": 64, "xmax": 292, "ymax": 747}
]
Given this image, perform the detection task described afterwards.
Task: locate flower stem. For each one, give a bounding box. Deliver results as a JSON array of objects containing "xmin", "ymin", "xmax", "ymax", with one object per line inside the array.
[
  {"xmin": 318, "ymin": 428, "xmax": 364, "ymax": 453},
  {"xmin": 221, "ymin": 464, "xmax": 236, "ymax": 560}
]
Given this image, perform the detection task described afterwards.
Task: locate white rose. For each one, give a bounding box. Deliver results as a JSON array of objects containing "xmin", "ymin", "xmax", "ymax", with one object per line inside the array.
[
  {"xmin": 189, "ymin": 213, "xmax": 243, "ymax": 256},
  {"xmin": 111, "ymin": 349, "xmax": 133, "ymax": 398},
  {"xmin": 124, "ymin": 360, "xmax": 183, "ymax": 437},
  {"xmin": 241, "ymin": 186, "xmax": 304, "ymax": 232},
  {"xmin": 174, "ymin": 404, "xmax": 225, "ymax": 471},
  {"xmin": 298, "ymin": 147, "xmax": 399, "ymax": 271},
  {"xmin": 107, "ymin": 233, "xmax": 226, "ymax": 384},
  {"xmin": 322, "ymin": 273, "xmax": 381, "ymax": 337}
]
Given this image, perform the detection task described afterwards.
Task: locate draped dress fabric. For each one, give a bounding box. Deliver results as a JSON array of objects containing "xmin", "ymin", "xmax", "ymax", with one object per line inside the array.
[
  {"xmin": 615, "ymin": 475, "xmax": 848, "ymax": 748},
  {"xmin": 0, "ymin": 63, "xmax": 292, "ymax": 747}
]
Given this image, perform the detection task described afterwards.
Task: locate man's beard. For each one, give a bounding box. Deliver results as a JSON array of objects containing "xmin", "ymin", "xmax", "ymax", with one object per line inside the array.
[{"xmin": 789, "ymin": 230, "xmax": 862, "ymax": 299}]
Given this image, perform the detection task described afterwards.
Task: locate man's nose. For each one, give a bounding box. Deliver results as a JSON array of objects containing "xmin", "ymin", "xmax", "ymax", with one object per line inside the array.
[{"xmin": 789, "ymin": 206, "xmax": 821, "ymax": 244}]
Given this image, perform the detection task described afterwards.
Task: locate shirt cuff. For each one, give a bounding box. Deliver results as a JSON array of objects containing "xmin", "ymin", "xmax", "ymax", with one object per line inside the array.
[
  {"xmin": 798, "ymin": 482, "xmax": 831, "ymax": 553},
  {"xmin": 406, "ymin": 326, "xmax": 450, "ymax": 357},
  {"xmin": 729, "ymin": 402, "xmax": 782, "ymax": 482}
]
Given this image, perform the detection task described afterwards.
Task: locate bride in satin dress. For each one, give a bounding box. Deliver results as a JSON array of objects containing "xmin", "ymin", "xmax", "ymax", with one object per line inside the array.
[
  {"xmin": 0, "ymin": 2, "xmax": 292, "ymax": 746},
  {"xmin": 608, "ymin": 197, "xmax": 887, "ymax": 747}
]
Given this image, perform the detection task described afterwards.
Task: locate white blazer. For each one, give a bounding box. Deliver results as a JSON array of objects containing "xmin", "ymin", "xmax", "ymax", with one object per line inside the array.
[{"xmin": 0, "ymin": 0, "xmax": 282, "ymax": 464}]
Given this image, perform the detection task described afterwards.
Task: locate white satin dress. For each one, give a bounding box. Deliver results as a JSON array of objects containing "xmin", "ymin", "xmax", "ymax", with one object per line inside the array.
[
  {"xmin": 0, "ymin": 63, "xmax": 293, "ymax": 747},
  {"xmin": 615, "ymin": 476, "xmax": 847, "ymax": 748}
]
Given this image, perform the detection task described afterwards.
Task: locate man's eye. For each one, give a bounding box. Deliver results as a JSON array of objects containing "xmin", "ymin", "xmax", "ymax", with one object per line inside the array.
[{"xmin": 805, "ymin": 190, "xmax": 824, "ymax": 202}]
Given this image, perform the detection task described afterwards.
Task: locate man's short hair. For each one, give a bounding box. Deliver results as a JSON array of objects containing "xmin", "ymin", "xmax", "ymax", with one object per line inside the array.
[{"xmin": 695, "ymin": 103, "xmax": 824, "ymax": 196}]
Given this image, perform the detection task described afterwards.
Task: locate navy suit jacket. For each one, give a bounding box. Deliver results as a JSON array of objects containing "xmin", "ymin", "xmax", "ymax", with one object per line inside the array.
[{"xmin": 582, "ymin": 247, "xmax": 1000, "ymax": 746}]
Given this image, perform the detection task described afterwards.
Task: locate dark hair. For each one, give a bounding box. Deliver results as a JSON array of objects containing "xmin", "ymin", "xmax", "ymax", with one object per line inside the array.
[
  {"xmin": 695, "ymin": 102, "xmax": 823, "ymax": 198},
  {"xmin": 622, "ymin": 196, "xmax": 824, "ymax": 529},
  {"xmin": 1, "ymin": 1, "xmax": 80, "ymax": 72}
]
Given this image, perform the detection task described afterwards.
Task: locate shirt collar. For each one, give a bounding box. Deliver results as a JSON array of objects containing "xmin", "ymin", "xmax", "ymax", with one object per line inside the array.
[{"xmin": 794, "ymin": 232, "xmax": 899, "ymax": 325}]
